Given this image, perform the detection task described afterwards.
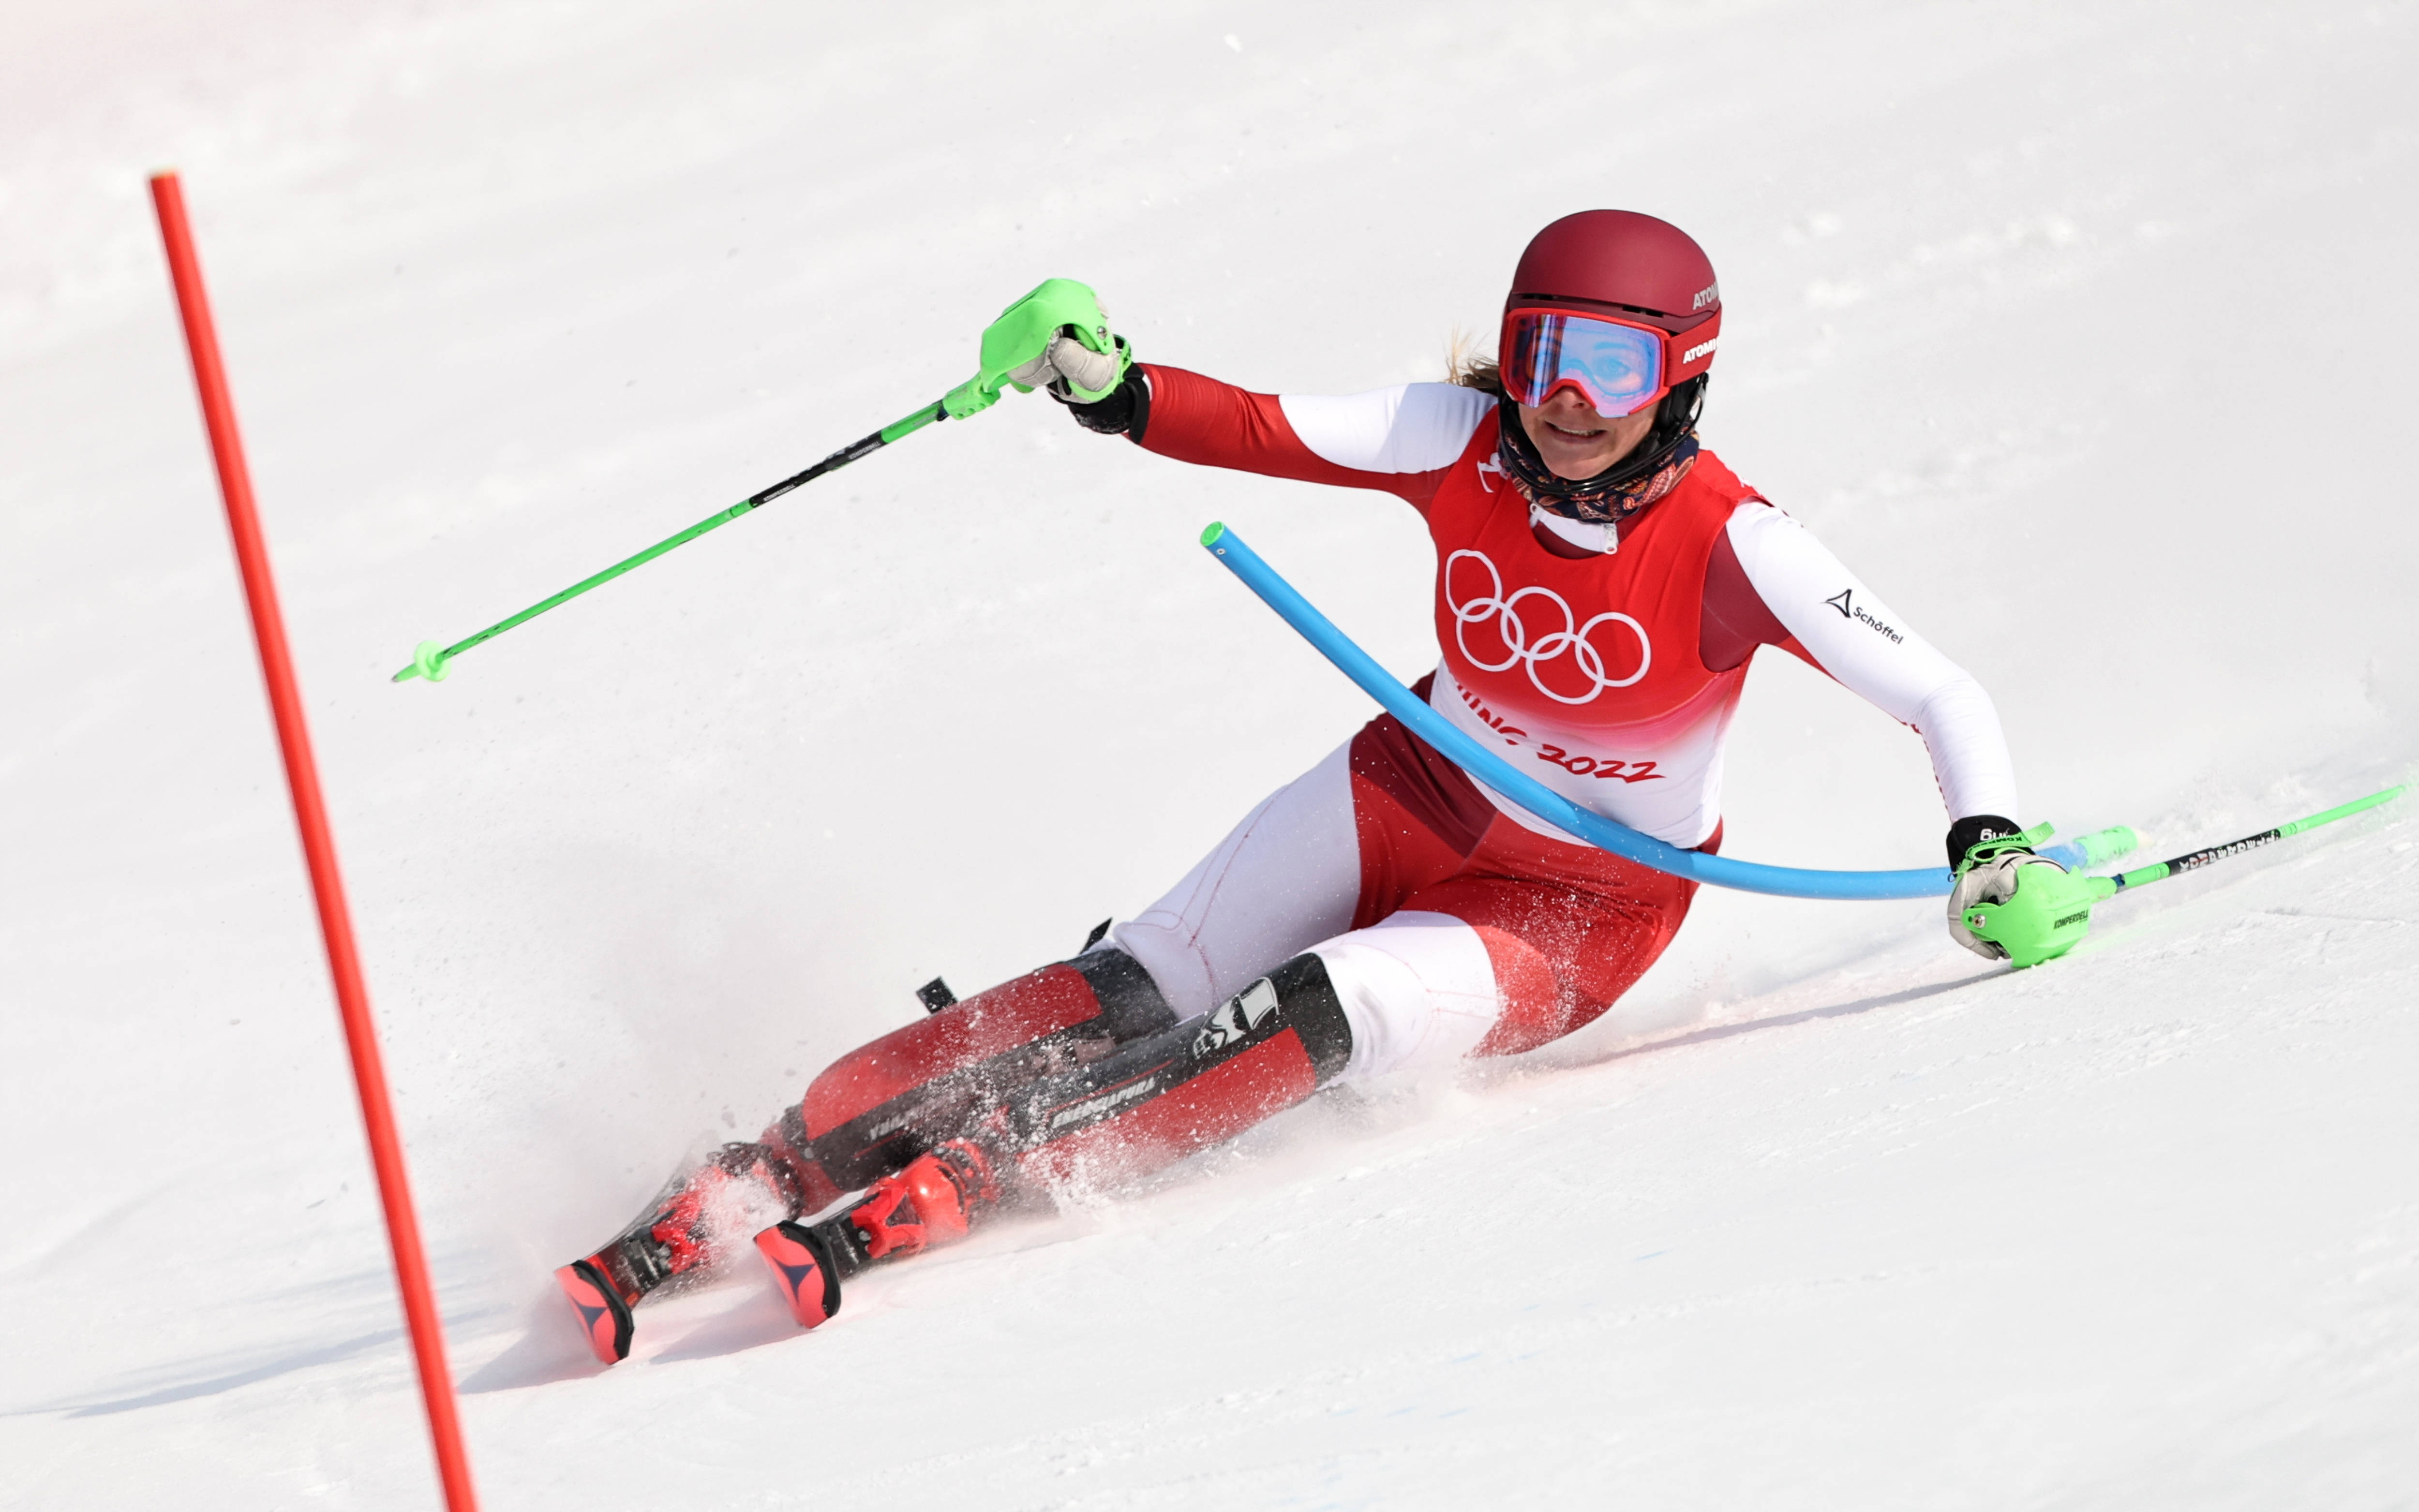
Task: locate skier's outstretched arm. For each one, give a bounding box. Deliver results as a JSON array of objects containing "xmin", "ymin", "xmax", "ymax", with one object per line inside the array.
[
  {"xmin": 1061, "ymin": 357, "xmax": 1493, "ymax": 515},
  {"xmin": 1718, "ymin": 499, "xmax": 2059, "ymax": 955},
  {"xmin": 1721, "ymin": 500, "xmax": 2019, "ymax": 828}
]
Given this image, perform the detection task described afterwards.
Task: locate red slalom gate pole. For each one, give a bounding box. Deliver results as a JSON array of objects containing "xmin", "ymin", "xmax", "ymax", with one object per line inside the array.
[{"xmin": 149, "ymin": 172, "xmax": 481, "ymax": 1512}]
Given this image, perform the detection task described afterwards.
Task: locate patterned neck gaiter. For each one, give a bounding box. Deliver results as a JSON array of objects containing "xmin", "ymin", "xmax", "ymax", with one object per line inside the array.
[{"xmin": 1493, "ymin": 390, "xmax": 1702, "ymax": 527}]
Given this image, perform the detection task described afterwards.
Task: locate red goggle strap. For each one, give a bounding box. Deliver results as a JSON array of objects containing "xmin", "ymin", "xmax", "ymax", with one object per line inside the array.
[{"xmin": 1664, "ymin": 308, "xmax": 1720, "ymax": 384}]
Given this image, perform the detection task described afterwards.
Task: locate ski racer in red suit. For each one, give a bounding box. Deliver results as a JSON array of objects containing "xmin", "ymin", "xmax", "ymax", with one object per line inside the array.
[{"xmin": 554, "ymin": 211, "xmax": 2055, "ymax": 1364}]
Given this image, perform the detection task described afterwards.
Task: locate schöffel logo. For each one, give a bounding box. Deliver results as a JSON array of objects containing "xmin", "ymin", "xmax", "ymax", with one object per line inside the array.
[
  {"xmin": 1682, "ymin": 337, "xmax": 1718, "ymax": 364},
  {"xmin": 1823, "ymin": 587, "xmax": 1904, "ymax": 644},
  {"xmin": 1692, "ymin": 282, "xmax": 1719, "ymax": 310}
]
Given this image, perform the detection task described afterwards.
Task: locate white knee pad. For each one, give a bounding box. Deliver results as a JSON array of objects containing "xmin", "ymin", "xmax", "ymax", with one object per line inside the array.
[{"xmin": 1310, "ymin": 911, "xmax": 1502, "ymax": 1083}]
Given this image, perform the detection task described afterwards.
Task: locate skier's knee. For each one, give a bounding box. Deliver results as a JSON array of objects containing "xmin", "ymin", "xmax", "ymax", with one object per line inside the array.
[
  {"xmin": 1461, "ymin": 923, "xmax": 1570, "ymax": 1057},
  {"xmin": 1308, "ymin": 910, "xmax": 1517, "ymax": 1077}
]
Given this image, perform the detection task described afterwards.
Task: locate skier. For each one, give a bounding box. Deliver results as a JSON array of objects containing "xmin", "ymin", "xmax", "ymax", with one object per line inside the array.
[{"xmin": 555, "ymin": 210, "xmax": 2058, "ymax": 1364}]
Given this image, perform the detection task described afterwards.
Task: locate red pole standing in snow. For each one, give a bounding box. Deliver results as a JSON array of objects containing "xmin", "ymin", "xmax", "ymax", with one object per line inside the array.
[{"xmin": 148, "ymin": 171, "xmax": 480, "ymax": 1512}]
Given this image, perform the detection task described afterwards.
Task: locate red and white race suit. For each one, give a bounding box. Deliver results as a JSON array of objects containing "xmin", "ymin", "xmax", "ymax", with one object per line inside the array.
[{"xmin": 1097, "ymin": 367, "xmax": 2017, "ymax": 1076}]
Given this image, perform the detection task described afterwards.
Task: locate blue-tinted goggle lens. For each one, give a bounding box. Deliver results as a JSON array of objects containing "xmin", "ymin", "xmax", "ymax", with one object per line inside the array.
[{"xmin": 1502, "ymin": 311, "xmax": 1665, "ymax": 418}]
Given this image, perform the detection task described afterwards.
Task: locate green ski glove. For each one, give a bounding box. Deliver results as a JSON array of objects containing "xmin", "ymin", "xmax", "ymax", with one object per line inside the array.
[
  {"xmin": 1006, "ymin": 318, "xmax": 1129, "ymax": 401},
  {"xmin": 1948, "ymin": 815, "xmax": 2115, "ymax": 967},
  {"xmin": 965, "ymin": 277, "xmax": 1131, "ymax": 410},
  {"xmin": 1945, "ymin": 815, "xmax": 2063, "ymax": 962}
]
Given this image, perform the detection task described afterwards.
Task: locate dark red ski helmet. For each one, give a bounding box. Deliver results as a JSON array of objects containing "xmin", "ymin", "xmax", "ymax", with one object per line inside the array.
[{"xmin": 1503, "ymin": 210, "xmax": 1722, "ymax": 386}]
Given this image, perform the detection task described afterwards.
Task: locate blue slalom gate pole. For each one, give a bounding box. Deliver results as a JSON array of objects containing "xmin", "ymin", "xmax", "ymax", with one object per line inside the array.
[{"xmin": 1198, "ymin": 522, "xmax": 2110, "ymax": 901}]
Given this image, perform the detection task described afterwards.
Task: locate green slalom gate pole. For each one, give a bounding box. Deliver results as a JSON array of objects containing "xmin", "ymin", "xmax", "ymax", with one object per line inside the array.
[
  {"xmin": 393, "ymin": 277, "xmax": 1128, "ymax": 684},
  {"xmin": 1962, "ymin": 784, "xmax": 2408, "ymax": 968}
]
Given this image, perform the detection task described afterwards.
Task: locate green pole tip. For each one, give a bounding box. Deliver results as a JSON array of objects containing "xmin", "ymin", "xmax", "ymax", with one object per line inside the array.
[
  {"xmin": 404, "ymin": 639, "xmax": 450, "ymax": 683},
  {"xmin": 1201, "ymin": 521, "xmax": 1226, "ymax": 547}
]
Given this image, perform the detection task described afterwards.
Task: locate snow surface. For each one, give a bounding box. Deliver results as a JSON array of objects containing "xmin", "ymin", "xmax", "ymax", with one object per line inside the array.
[{"xmin": 5, "ymin": 0, "xmax": 2418, "ymax": 1505}]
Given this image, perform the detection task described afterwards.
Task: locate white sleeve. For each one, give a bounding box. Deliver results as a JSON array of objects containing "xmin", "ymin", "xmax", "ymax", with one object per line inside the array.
[
  {"xmin": 1725, "ymin": 501, "xmax": 2020, "ymax": 821},
  {"xmin": 1276, "ymin": 383, "xmax": 1494, "ymax": 474}
]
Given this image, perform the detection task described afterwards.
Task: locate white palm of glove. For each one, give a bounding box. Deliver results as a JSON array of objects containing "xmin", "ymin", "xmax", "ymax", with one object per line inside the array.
[
  {"xmin": 1947, "ymin": 851, "xmax": 2067, "ymax": 960},
  {"xmin": 1006, "ymin": 320, "xmax": 1124, "ymax": 400}
]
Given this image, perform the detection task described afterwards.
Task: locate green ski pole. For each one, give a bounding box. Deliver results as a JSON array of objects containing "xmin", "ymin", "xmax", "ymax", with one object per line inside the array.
[
  {"xmin": 2097, "ymin": 784, "xmax": 2409, "ymax": 894},
  {"xmin": 392, "ymin": 277, "xmax": 1128, "ymax": 684},
  {"xmin": 391, "ymin": 400, "xmax": 944, "ymax": 682},
  {"xmin": 1962, "ymin": 783, "xmax": 2408, "ymax": 968}
]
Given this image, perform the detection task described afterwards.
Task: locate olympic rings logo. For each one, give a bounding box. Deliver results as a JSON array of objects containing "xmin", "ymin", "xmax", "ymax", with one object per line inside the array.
[{"xmin": 1444, "ymin": 549, "xmax": 1651, "ymax": 705}]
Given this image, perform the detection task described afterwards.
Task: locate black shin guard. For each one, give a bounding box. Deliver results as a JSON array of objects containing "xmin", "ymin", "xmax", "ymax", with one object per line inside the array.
[
  {"xmin": 1006, "ymin": 953, "xmax": 1355, "ymax": 1175},
  {"xmin": 803, "ymin": 948, "xmax": 1179, "ymax": 1188}
]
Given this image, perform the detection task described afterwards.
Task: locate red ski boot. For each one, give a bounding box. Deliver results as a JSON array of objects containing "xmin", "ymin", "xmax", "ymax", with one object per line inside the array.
[
  {"xmin": 751, "ymin": 1222, "xmax": 842, "ymax": 1329},
  {"xmin": 557, "ymin": 1135, "xmax": 836, "ymax": 1364},
  {"xmin": 553, "ymin": 1256, "xmax": 636, "ymax": 1365},
  {"xmin": 754, "ymin": 1139, "xmax": 1001, "ymax": 1331}
]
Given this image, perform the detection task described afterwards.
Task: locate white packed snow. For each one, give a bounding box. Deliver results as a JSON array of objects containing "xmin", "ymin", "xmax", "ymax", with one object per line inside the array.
[{"xmin": 4, "ymin": 0, "xmax": 2417, "ymax": 1506}]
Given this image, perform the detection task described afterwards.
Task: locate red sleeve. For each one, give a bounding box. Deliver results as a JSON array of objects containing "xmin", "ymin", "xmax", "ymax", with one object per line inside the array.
[
  {"xmin": 1700, "ymin": 522, "xmax": 1821, "ymax": 674},
  {"xmin": 1134, "ymin": 364, "xmax": 1447, "ymax": 511}
]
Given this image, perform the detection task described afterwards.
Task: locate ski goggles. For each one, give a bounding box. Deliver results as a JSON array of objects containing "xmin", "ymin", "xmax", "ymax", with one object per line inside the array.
[{"xmin": 1499, "ymin": 307, "xmax": 1717, "ymax": 418}]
